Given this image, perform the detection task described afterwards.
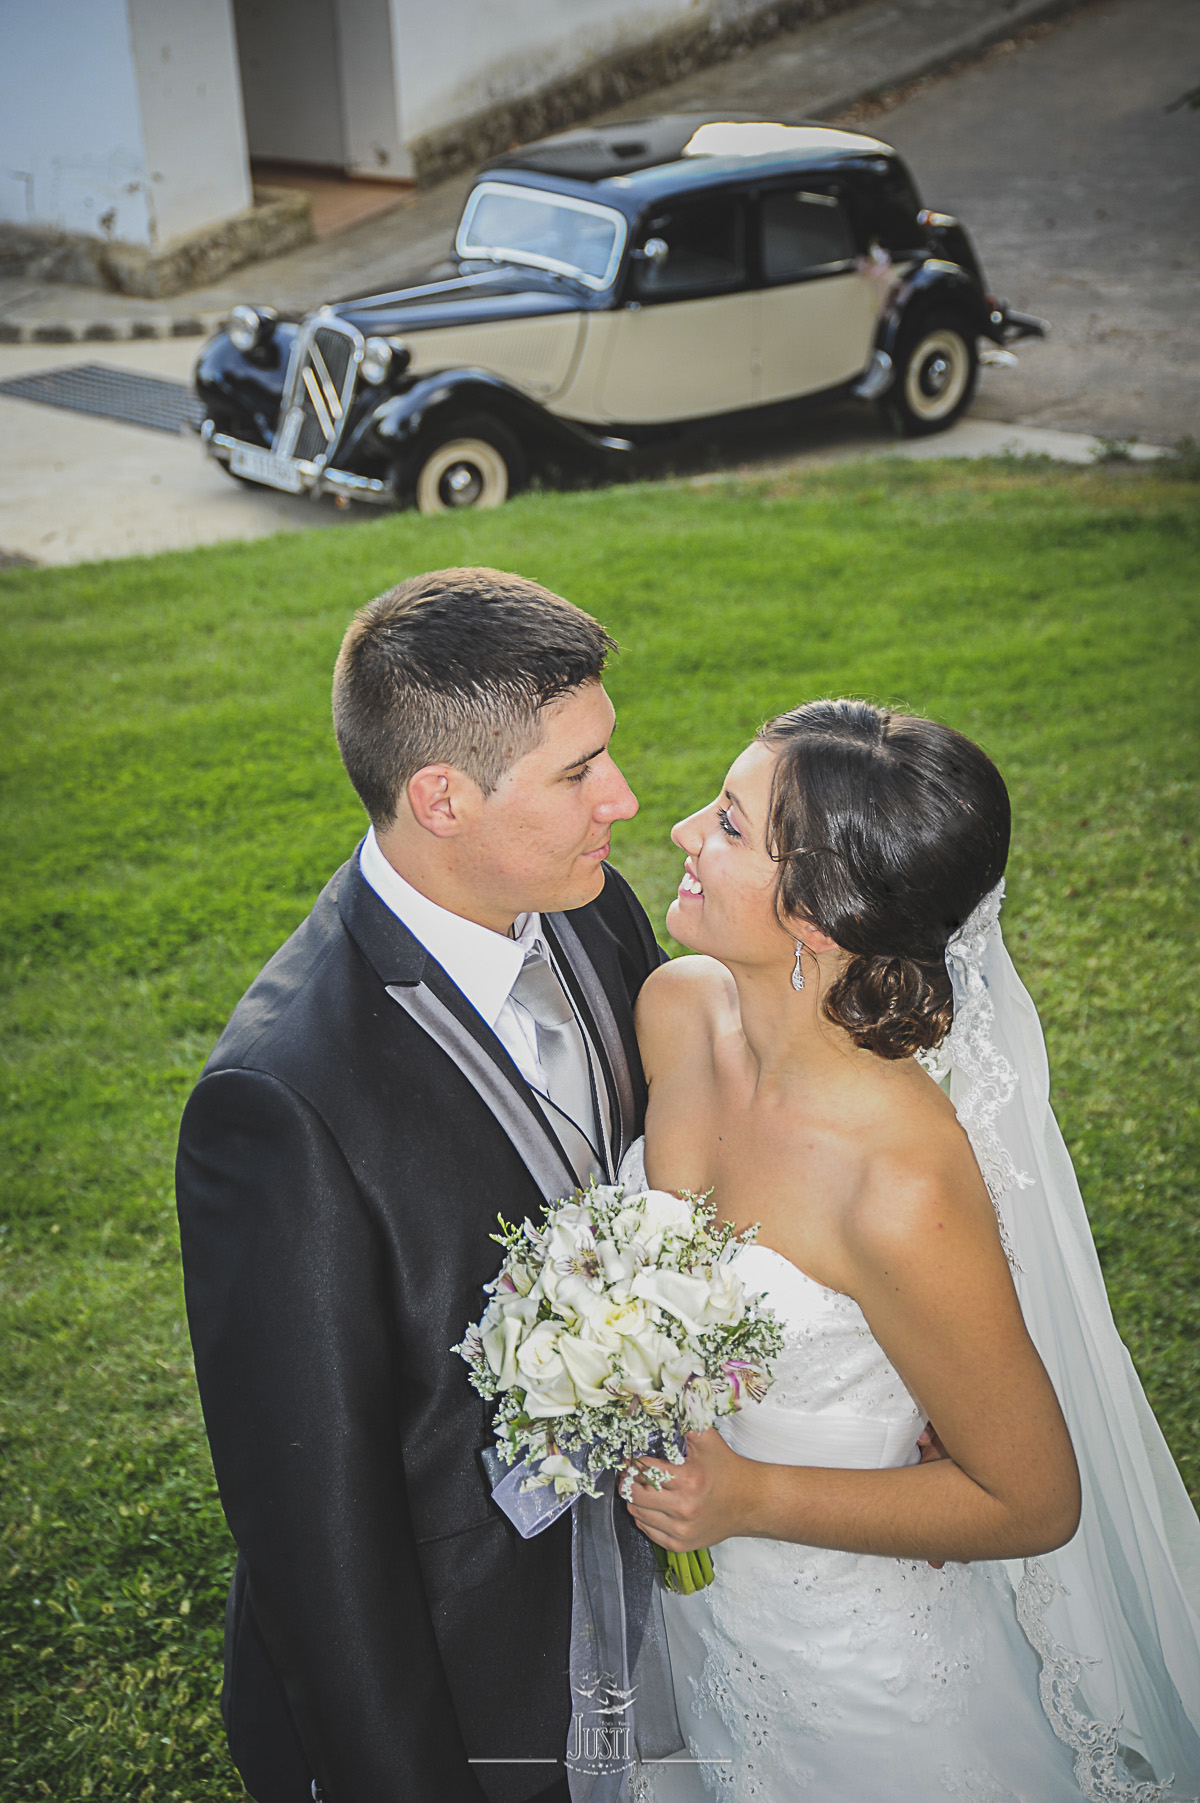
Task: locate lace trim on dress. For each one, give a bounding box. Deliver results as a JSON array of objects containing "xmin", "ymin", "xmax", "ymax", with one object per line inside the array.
[
  {"xmin": 916, "ymin": 879, "xmax": 1031, "ymax": 1271},
  {"xmin": 1015, "ymin": 1560, "xmax": 1176, "ymax": 1803},
  {"xmin": 919, "ymin": 885, "xmax": 1183, "ymax": 1801}
]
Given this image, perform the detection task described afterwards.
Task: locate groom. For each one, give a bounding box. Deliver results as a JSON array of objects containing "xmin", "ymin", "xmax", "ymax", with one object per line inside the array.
[{"xmin": 175, "ymin": 568, "xmax": 664, "ymax": 1803}]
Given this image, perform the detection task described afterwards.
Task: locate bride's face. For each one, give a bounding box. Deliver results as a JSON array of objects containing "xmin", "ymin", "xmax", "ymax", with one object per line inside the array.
[{"xmin": 667, "ymin": 739, "xmax": 796, "ymax": 966}]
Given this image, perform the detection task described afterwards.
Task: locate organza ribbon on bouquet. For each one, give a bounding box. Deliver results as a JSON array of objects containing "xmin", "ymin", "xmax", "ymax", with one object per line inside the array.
[{"xmin": 484, "ymin": 1449, "xmax": 684, "ymax": 1800}]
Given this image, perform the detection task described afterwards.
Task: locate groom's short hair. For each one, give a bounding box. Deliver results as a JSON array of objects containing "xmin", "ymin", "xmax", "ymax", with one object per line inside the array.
[{"xmin": 333, "ymin": 567, "xmax": 615, "ymax": 826}]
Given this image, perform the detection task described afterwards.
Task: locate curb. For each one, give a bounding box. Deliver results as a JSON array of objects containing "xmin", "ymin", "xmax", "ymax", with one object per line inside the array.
[{"xmin": 0, "ymin": 311, "xmax": 226, "ymax": 347}]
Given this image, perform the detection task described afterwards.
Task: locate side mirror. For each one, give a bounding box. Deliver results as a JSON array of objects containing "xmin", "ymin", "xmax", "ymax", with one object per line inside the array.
[{"xmin": 633, "ymin": 236, "xmax": 669, "ymax": 264}]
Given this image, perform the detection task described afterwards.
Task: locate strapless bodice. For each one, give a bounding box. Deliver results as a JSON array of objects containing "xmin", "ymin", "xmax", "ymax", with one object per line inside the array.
[
  {"xmin": 614, "ymin": 1141, "xmax": 925, "ymax": 1471},
  {"xmin": 726, "ymin": 1244, "xmax": 925, "ymax": 1471}
]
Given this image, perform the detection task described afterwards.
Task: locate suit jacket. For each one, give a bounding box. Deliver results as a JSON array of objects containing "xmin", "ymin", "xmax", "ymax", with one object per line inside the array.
[{"xmin": 175, "ymin": 851, "xmax": 664, "ymax": 1803}]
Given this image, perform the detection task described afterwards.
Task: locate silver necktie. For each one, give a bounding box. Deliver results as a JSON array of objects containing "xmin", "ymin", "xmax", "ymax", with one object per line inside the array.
[{"xmin": 510, "ymin": 945, "xmax": 602, "ymax": 1186}]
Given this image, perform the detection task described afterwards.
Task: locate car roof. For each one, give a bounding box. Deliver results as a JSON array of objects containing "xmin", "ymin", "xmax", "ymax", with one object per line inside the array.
[{"xmin": 480, "ymin": 114, "xmax": 897, "ymax": 213}]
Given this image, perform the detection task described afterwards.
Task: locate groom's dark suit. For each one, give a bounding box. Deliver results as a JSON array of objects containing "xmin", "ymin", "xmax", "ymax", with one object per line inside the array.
[{"xmin": 176, "ymin": 850, "xmax": 663, "ymax": 1803}]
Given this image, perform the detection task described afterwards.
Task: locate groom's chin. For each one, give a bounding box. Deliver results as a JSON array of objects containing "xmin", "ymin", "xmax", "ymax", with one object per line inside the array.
[{"xmin": 557, "ymin": 857, "xmax": 608, "ymax": 913}]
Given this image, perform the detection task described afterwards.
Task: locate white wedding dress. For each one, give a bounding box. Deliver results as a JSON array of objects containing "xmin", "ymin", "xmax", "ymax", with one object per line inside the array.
[
  {"xmin": 616, "ymin": 885, "xmax": 1200, "ymax": 1803},
  {"xmin": 647, "ymin": 1235, "xmax": 1088, "ymax": 1803}
]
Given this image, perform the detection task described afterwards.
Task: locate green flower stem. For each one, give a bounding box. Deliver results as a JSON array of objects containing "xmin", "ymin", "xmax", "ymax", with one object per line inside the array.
[{"xmin": 656, "ymin": 1545, "xmax": 715, "ymax": 1594}]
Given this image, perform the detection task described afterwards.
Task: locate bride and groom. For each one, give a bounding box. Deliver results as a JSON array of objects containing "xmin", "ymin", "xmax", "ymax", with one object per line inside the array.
[{"xmin": 176, "ymin": 567, "xmax": 1200, "ymax": 1803}]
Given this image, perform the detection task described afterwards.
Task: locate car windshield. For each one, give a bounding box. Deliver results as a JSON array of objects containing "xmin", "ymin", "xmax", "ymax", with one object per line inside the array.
[{"xmin": 456, "ymin": 182, "xmax": 627, "ymax": 289}]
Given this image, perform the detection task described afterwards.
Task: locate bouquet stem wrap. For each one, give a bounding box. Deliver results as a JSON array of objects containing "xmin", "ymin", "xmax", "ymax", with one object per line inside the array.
[{"xmin": 485, "ymin": 1450, "xmax": 683, "ymax": 1799}]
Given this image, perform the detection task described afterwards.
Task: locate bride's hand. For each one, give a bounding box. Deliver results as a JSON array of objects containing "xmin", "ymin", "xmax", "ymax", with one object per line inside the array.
[{"xmin": 622, "ymin": 1428, "xmax": 750, "ymax": 1552}]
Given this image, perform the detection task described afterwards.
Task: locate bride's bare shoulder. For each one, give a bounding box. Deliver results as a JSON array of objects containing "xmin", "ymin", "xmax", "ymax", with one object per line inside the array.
[{"xmin": 635, "ymin": 955, "xmax": 733, "ymax": 1074}]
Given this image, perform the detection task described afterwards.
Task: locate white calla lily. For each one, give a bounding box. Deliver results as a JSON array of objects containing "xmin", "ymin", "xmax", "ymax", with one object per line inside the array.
[{"xmin": 631, "ymin": 1267, "xmax": 714, "ymax": 1336}]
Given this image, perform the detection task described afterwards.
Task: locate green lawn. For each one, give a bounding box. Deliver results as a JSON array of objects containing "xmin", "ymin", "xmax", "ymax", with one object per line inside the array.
[{"xmin": 2, "ymin": 457, "xmax": 1197, "ymax": 1802}]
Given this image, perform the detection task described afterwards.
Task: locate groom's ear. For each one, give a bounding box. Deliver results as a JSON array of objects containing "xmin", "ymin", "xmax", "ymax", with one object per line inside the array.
[{"xmin": 406, "ymin": 764, "xmax": 483, "ymax": 838}]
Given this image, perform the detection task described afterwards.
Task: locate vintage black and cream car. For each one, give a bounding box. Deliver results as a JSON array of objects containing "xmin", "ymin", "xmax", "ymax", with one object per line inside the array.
[{"xmin": 196, "ymin": 115, "xmax": 1045, "ymax": 512}]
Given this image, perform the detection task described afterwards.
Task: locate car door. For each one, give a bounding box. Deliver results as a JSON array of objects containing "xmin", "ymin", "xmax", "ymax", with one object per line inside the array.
[
  {"xmin": 598, "ymin": 191, "xmax": 755, "ymax": 424},
  {"xmin": 754, "ymin": 185, "xmax": 878, "ymax": 404}
]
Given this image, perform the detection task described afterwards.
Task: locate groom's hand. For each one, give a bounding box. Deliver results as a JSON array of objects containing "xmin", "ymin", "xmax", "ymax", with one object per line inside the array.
[{"xmin": 622, "ymin": 1427, "xmax": 749, "ymax": 1552}]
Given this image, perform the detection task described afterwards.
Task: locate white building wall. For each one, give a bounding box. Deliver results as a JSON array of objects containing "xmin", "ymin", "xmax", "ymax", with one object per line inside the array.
[
  {"xmin": 389, "ymin": 0, "xmax": 760, "ymax": 145},
  {"xmin": 0, "ymin": 0, "xmax": 152, "ymax": 243},
  {"xmin": 127, "ymin": 0, "xmax": 252, "ymax": 244},
  {"xmin": 0, "ymin": 0, "xmax": 250, "ymax": 248}
]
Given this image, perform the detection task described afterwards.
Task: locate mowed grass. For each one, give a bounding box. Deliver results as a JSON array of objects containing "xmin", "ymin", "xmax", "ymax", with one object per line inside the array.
[{"xmin": 1, "ymin": 457, "xmax": 1197, "ymax": 1801}]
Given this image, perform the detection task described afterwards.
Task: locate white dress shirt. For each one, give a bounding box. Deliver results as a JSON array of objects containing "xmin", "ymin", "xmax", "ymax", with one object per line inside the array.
[{"xmin": 358, "ymin": 829, "xmax": 611, "ymax": 1162}]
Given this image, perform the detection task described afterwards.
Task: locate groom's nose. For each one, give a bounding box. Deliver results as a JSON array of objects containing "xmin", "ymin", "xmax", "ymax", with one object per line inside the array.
[{"xmin": 595, "ymin": 758, "xmax": 638, "ymax": 822}]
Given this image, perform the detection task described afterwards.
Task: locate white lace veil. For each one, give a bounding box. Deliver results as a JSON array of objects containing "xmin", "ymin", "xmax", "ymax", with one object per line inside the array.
[{"xmin": 919, "ymin": 882, "xmax": 1200, "ymax": 1801}]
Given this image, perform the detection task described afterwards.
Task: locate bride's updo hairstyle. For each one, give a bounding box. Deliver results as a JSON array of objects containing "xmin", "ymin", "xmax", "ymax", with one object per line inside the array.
[{"xmin": 758, "ymin": 700, "xmax": 1010, "ymax": 1060}]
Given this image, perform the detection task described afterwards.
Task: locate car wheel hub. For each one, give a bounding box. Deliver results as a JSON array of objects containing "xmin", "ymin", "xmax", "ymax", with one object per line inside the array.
[
  {"xmin": 903, "ymin": 330, "xmax": 970, "ymax": 422},
  {"xmin": 921, "ymin": 355, "xmax": 950, "ymax": 396},
  {"xmin": 415, "ymin": 436, "xmax": 510, "ymax": 514},
  {"xmin": 443, "ymin": 462, "xmax": 483, "ymax": 506}
]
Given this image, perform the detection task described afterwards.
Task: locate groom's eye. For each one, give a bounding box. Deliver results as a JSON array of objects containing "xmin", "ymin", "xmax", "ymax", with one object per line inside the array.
[
  {"xmin": 717, "ymin": 807, "xmax": 740, "ymax": 840},
  {"xmin": 565, "ymin": 763, "xmax": 592, "ymax": 785}
]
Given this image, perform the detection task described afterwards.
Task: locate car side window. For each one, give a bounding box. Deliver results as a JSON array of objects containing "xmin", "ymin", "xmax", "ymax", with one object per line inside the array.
[
  {"xmin": 630, "ymin": 196, "xmax": 746, "ymax": 301},
  {"xmin": 760, "ymin": 189, "xmax": 856, "ymax": 282}
]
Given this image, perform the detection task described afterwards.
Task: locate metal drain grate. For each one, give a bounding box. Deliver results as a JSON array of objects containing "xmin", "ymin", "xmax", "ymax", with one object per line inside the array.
[{"xmin": 0, "ymin": 363, "xmax": 205, "ymax": 435}]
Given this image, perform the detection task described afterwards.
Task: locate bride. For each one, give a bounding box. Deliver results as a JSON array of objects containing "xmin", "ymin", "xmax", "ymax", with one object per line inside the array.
[{"xmin": 621, "ymin": 700, "xmax": 1200, "ymax": 1802}]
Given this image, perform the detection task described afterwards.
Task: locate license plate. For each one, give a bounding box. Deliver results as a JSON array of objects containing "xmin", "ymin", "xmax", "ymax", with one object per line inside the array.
[{"xmin": 229, "ymin": 443, "xmax": 307, "ymax": 493}]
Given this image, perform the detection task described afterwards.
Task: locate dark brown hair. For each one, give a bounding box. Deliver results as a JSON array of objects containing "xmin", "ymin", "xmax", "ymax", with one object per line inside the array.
[
  {"xmin": 332, "ymin": 567, "xmax": 615, "ymax": 827},
  {"xmin": 758, "ymin": 700, "xmax": 1010, "ymax": 1059}
]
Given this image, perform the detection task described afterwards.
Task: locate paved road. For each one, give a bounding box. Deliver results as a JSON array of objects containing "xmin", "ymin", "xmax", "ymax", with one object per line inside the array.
[{"xmin": 853, "ymin": 0, "xmax": 1200, "ymax": 441}]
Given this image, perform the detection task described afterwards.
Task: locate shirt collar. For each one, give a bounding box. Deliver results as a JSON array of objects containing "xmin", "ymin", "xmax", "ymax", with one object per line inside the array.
[{"xmin": 358, "ymin": 828, "xmax": 537, "ymax": 1029}]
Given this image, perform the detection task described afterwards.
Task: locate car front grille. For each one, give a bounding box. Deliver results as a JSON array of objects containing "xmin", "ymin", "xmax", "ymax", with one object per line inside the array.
[{"xmin": 275, "ymin": 318, "xmax": 361, "ymax": 464}]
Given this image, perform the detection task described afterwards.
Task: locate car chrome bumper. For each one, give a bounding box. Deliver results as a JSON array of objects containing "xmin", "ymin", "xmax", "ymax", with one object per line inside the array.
[{"xmin": 201, "ymin": 420, "xmax": 393, "ymax": 505}]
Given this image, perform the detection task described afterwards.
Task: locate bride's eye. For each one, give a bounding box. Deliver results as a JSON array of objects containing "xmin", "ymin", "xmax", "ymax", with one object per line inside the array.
[{"xmin": 717, "ymin": 807, "xmax": 741, "ymax": 840}]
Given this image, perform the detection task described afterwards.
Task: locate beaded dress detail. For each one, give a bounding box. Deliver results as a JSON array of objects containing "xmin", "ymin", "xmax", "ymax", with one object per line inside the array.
[{"xmin": 615, "ymin": 1143, "xmax": 1089, "ymax": 1803}]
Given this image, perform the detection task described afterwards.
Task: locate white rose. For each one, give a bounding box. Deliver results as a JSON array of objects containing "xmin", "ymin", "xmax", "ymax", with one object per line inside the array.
[
  {"xmin": 611, "ymin": 1205, "xmax": 647, "ymax": 1244},
  {"xmin": 579, "ymin": 1295, "xmax": 650, "ymax": 1349},
  {"xmin": 638, "ymin": 1189, "xmax": 694, "ymax": 1241},
  {"xmin": 516, "ymin": 1321, "xmax": 577, "ymax": 1415},
  {"xmin": 631, "ymin": 1268, "xmax": 713, "ymax": 1336},
  {"xmin": 557, "ymin": 1333, "xmax": 614, "ymax": 1405}
]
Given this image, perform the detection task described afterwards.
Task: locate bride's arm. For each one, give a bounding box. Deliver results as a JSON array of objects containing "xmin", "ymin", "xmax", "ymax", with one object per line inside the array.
[{"xmin": 628, "ymin": 1153, "xmax": 1082, "ymax": 1565}]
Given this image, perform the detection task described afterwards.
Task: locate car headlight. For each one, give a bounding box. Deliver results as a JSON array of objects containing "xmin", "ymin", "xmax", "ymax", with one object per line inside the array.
[
  {"xmin": 360, "ymin": 337, "xmax": 393, "ymax": 385},
  {"xmin": 228, "ymin": 304, "xmax": 273, "ymax": 353}
]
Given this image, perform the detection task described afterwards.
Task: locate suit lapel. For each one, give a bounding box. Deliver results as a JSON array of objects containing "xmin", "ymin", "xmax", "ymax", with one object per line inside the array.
[
  {"xmin": 337, "ymin": 856, "xmax": 579, "ymax": 1202},
  {"xmin": 542, "ymin": 908, "xmax": 637, "ymax": 1170}
]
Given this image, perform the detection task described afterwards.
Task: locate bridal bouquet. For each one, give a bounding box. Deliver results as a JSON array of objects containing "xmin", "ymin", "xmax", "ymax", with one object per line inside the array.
[{"xmin": 455, "ymin": 1179, "xmax": 783, "ymax": 1594}]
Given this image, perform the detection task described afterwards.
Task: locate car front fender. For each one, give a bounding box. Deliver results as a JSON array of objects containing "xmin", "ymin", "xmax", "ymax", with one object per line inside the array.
[
  {"xmin": 877, "ymin": 261, "xmax": 992, "ymax": 358},
  {"xmin": 342, "ymin": 368, "xmax": 633, "ymax": 470}
]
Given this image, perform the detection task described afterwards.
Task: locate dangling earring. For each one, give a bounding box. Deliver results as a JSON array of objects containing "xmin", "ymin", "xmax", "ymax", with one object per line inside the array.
[{"xmin": 791, "ymin": 940, "xmax": 807, "ymax": 991}]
